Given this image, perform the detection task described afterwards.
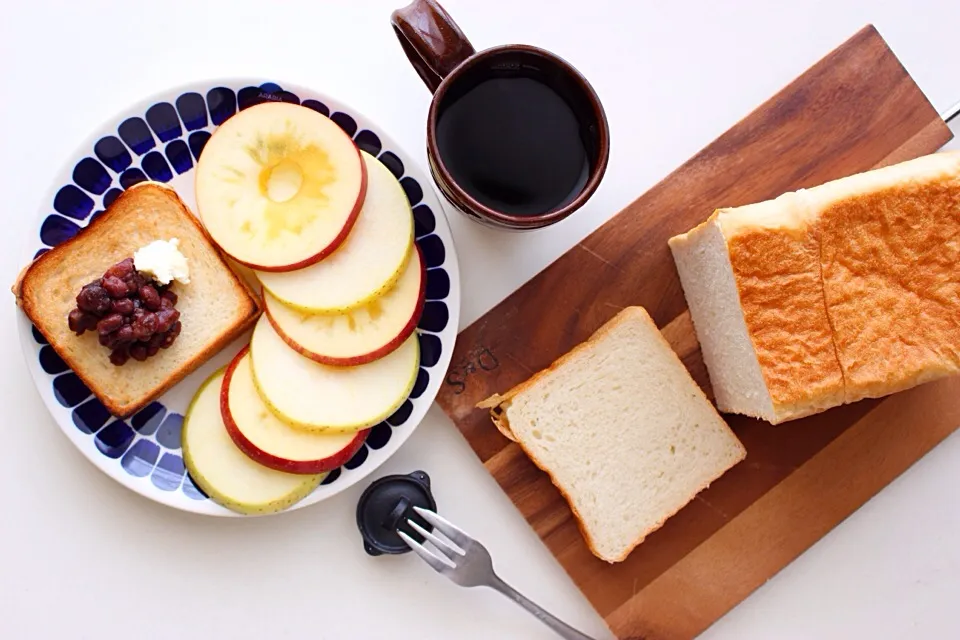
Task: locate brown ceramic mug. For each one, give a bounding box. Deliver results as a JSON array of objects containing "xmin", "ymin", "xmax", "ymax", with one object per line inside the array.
[{"xmin": 391, "ymin": 0, "xmax": 610, "ymax": 230}]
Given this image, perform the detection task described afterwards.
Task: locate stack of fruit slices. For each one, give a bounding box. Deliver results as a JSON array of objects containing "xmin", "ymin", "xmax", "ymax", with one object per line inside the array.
[{"xmin": 181, "ymin": 102, "xmax": 424, "ymax": 515}]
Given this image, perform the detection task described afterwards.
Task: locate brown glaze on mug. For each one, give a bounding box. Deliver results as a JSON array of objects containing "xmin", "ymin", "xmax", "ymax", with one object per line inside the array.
[{"xmin": 391, "ymin": 0, "xmax": 609, "ymax": 230}]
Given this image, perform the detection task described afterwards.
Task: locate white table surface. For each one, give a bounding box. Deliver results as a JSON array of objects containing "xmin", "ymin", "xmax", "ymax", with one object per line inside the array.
[{"xmin": 2, "ymin": 1, "xmax": 959, "ymax": 638}]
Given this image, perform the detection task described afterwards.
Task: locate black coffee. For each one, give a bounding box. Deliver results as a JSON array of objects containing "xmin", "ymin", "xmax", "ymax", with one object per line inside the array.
[{"xmin": 435, "ymin": 76, "xmax": 589, "ymax": 217}]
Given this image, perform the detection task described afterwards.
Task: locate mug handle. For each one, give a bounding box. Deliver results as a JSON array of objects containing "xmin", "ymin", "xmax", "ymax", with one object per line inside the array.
[{"xmin": 390, "ymin": 0, "xmax": 476, "ymax": 93}]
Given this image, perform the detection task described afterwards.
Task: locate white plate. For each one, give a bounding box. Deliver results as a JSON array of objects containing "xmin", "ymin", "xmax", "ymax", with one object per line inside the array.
[{"xmin": 16, "ymin": 79, "xmax": 460, "ymax": 516}]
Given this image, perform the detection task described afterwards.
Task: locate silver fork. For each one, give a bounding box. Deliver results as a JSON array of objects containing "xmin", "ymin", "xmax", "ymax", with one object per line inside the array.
[{"xmin": 398, "ymin": 507, "xmax": 599, "ymax": 640}]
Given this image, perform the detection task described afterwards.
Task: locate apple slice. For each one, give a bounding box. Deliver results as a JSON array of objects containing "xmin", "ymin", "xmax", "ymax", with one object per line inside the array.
[
  {"xmin": 249, "ymin": 315, "xmax": 419, "ymax": 432},
  {"xmin": 182, "ymin": 368, "xmax": 323, "ymax": 515},
  {"xmin": 264, "ymin": 245, "xmax": 426, "ymax": 365},
  {"xmin": 256, "ymin": 151, "xmax": 414, "ymax": 313},
  {"xmin": 222, "ymin": 348, "xmax": 368, "ymax": 473},
  {"xmin": 194, "ymin": 102, "xmax": 366, "ymax": 272}
]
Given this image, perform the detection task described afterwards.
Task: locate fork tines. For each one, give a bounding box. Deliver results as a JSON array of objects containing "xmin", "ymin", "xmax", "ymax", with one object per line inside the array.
[
  {"xmin": 413, "ymin": 507, "xmax": 472, "ymax": 550},
  {"xmin": 408, "ymin": 518, "xmax": 463, "ymax": 558},
  {"xmin": 398, "ymin": 507, "xmax": 473, "ymax": 572},
  {"xmin": 398, "ymin": 530, "xmax": 454, "ymax": 572}
]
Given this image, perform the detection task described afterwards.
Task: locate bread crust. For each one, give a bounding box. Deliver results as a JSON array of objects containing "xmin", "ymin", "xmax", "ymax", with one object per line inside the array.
[
  {"xmin": 818, "ymin": 173, "xmax": 960, "ymax": 403},
  {"xmin": 478, "ymin": 306, "xmax": 745, "ymax": 563},
  {"xmin": 723, "ymin": 216, "xmax": 845, "ymax": 421},
  {"xmin": 15, "ymin": 182, "xmax": 262, "ymax": 417},
  {"xmin": 676, "ymin": 151, "xmax": 960, "ymax": 423}
]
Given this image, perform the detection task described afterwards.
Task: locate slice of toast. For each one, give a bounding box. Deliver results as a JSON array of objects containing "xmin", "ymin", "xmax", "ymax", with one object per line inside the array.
[
  {"xmin": 15, "ymin": 182, "xmax": 261, "ymax": 417},
  {"xmin": 478, "ymin": 306, "xmax": 746, "ymax": 563}
]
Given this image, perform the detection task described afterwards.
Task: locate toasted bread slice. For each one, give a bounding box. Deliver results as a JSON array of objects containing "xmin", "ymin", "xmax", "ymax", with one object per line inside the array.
[
  {"xmin": 15, "ymin": 182, "xmax": 261, "ymax": 417},
  {"xmin": 478, "ymin": 307, "xmax": 746, "ymax": 563}
]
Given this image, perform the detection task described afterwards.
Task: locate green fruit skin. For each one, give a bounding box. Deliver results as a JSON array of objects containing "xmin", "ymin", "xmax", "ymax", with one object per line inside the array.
[{"xmin": 181, "ymin": 367, "xmax": 324, "ymax": 516}]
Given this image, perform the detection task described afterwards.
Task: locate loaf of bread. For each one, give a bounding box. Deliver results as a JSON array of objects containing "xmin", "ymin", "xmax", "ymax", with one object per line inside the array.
[
  {"xmin": 669, "ymin": 151, "xmax": 960, "ymax": 424},
  {"xmin": 15, "ymin": 182, "xmax": 261, "ymax": 417},
  {"xmin": 478, "ymin": 307, "xmax": 746, "ymax": 563}
]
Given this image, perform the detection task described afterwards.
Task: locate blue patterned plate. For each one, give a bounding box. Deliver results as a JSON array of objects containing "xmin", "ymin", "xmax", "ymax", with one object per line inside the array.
[{"xmin": 16, "ymin": 80, "xmax": 460, "ymax": 516}]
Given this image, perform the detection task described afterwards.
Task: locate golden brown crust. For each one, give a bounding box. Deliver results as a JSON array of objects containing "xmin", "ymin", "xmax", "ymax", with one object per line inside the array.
[
  {"xmin": 724, "ymin": 222, "xmax": 845, "ymax": 420},
  {"xmin": 819, "ymin": 176, "xmax": 960, "ymax": 403},
  {"xmin": 15, "ymin": 182, "xmax": 261, "ymax": 417},
  {"xmin": 712, "ymin": 151, "xmax": 960, "ymax": 421}
]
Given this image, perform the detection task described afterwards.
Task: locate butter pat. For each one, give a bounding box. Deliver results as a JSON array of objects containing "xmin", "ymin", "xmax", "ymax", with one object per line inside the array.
[{"xmin": 134, "ymin": 238, "xmax": 190, "ymax": 285}]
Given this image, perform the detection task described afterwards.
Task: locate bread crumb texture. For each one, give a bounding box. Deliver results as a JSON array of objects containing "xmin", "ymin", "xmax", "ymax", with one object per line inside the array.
[{"xmin": 498, "ymin": 308, "xmax": 745, "ymax": 563}]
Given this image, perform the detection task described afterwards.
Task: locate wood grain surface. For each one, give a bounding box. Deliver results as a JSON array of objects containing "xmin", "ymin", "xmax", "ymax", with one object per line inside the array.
[{"xmin": 435, "ymin": 24, "xmax": 955, "ymax": 640}]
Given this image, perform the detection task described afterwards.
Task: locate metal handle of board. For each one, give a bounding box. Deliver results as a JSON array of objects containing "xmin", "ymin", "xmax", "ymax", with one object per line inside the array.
[{"xmin": 943, "ymin": 98, "xmax": 960, "ymax": 126}]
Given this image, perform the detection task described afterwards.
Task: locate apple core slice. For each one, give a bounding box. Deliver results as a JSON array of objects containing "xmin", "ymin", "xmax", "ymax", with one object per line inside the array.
[
  {"xmin": 222, "ymin": 348, "xmax": 368, "ymax": 473},
  {"xmin": 182, "ymin": 368, "xmax": 323, "ymax": 515},
  {"xmin": 264, "ymin": 245, "xmax": 426, "ymax": 365},
  {"xmin": 195, "ymin": 102, "xmax": 366, "ymax": 271},
  {"xmin": 256, "ymin": 151, "xmax": 414, "ymax": 313},
  {"xmin": 250, "ymin": 315, "xmax": 419, "ymax": 432}
]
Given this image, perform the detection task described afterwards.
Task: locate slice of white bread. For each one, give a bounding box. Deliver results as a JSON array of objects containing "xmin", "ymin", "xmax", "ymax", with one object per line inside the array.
[
  {"xmin": 14, "ymin": 182, "xmax": 262, "ymax": 417},
  {"xmin": 477, "ymin": 307, "xmax": 746, "ymax": 563},
  {"xmin": 669, "ymin": 150, "xmax": 960, "ymax": 424}
]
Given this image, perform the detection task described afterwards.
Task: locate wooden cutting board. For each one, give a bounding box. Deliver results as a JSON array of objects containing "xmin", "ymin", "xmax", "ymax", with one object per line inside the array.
[{"xmin": 435, "ymin": 25, "xmax": 957, "ymax": 640}]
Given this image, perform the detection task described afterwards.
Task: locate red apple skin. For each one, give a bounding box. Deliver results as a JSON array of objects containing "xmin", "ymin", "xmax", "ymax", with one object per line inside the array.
[
  {"xmin": 264, "ymin": 245, "xmax": 427, "ymax": 366},
  {"xmin": 197, "ymin": 139, "xmax": 368, "ymax": 273},
  {"xmin": 220, "ymin": 347, "xmax": 369, "ymax": 474}
]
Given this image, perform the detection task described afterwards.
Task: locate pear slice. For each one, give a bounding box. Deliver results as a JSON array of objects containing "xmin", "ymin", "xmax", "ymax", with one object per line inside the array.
[
  {"xmin": 263, "ymin": 245, "xmax": 426, "ymax": 365},
  {"xmin": 222, "ymin": 348, "xmax": 368, "ymax": 473},
  {"xmin": 249, "ymin": 315, "xmax": 419, "ymax": 432},
  {"xmin": 256, "ymin": 151, "xmax": 414, "ymax": 313},
  {"xmin": 182, "ymin": 368, "xmax": 323, "ymax": 515}
]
